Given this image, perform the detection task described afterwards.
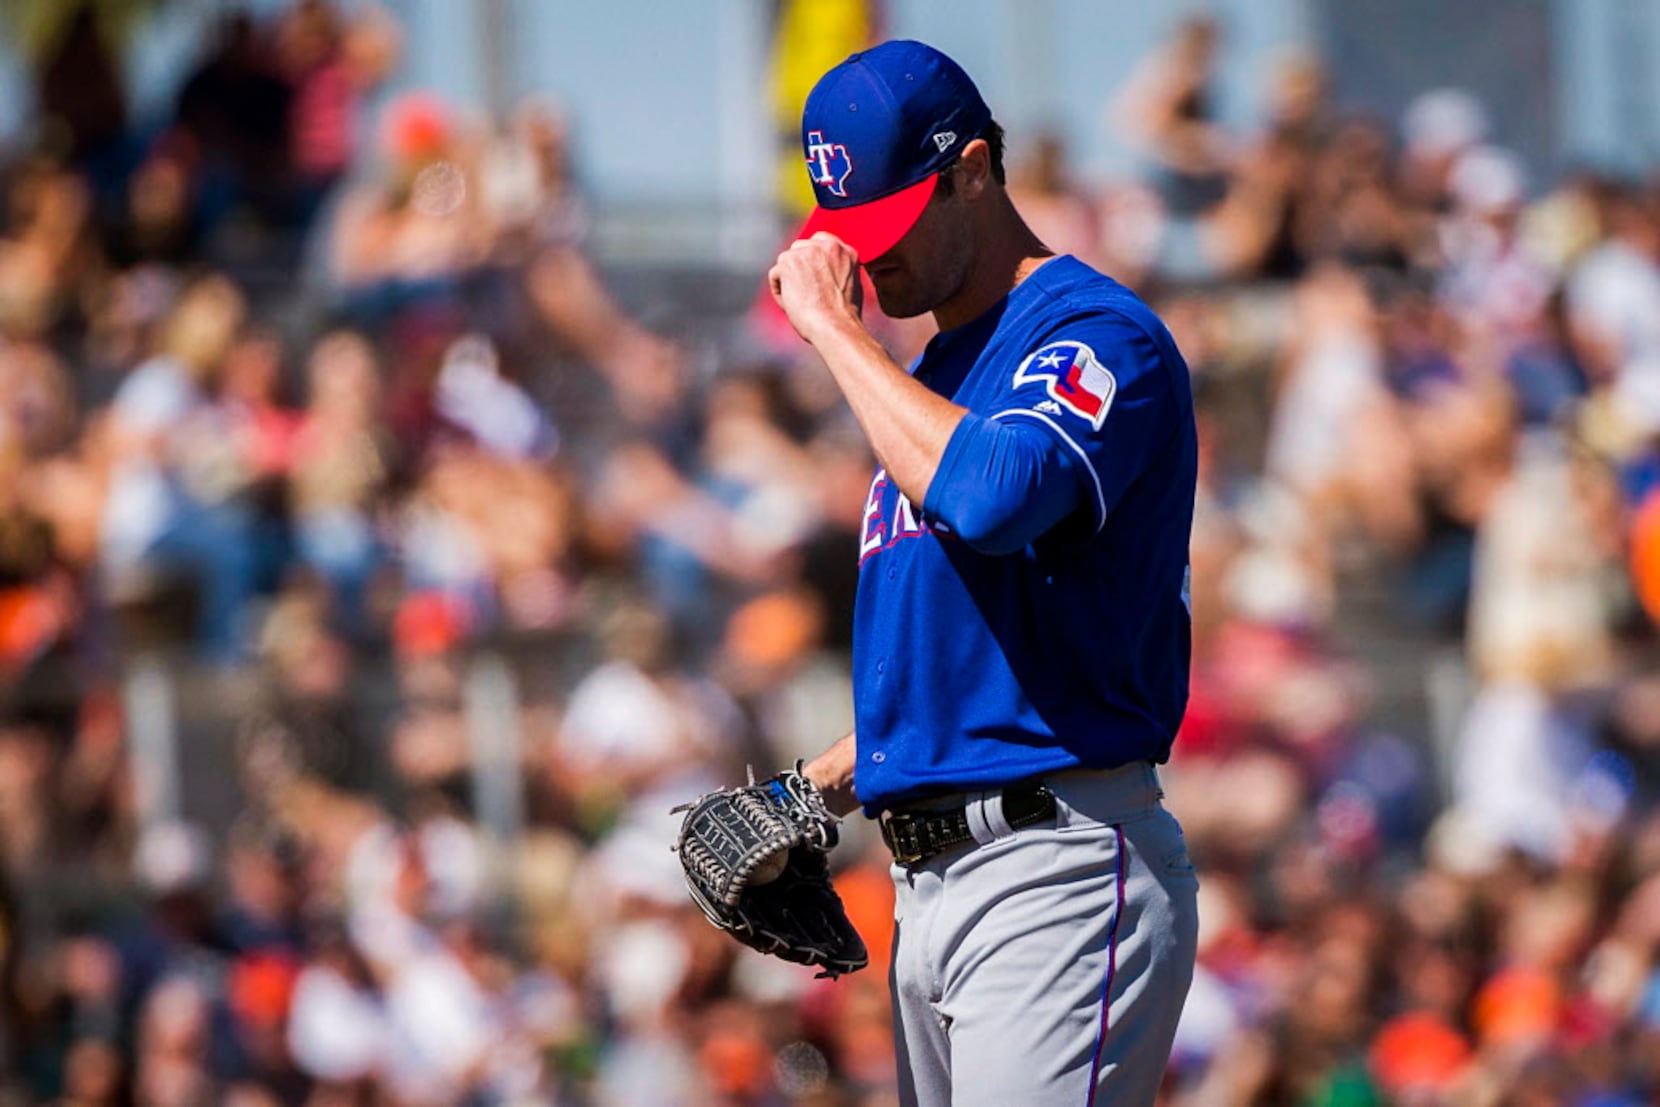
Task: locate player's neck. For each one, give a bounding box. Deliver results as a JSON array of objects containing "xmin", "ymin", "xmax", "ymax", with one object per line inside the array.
[{"xmin": 932, "ymin": 202, "xmax": 1054, "ymax": 333}]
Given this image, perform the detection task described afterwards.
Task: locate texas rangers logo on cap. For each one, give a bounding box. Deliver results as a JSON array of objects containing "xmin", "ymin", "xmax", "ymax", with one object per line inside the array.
[
  {"xmin": 805, "ymin": 131, "xmax": 854, "ymax": 198},
  {"xmin": 1014, "ymin": 341, "xmax": 1118, "ymax": 429}
]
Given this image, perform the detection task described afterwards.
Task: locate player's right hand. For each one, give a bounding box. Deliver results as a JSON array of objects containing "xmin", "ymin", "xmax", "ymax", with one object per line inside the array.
[{"xmin": 768, "ymin": 232, "xmax": 864, "ymax": 345}]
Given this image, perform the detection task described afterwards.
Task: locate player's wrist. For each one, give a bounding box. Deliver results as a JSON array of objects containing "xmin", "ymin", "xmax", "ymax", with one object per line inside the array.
[
  {"xmin": 797, "ymin": 306, "xmax": 868, "ymax": 350},
  {"xmin": 803, "ymin": 741, "xmax": 859, "ymax": 817}
]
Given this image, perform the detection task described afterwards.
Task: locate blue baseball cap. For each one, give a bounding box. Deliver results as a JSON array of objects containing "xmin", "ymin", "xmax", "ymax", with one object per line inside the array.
[{"xmin": 799, "ymin": 41, "xmax": 993, "ymax": 263}]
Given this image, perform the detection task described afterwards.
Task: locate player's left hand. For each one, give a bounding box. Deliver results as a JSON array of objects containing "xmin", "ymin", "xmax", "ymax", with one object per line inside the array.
[
  {"xmin": 672, "ymin": 763, "xmax": 869, "ymax": 978},
  {"xmin": 768, "ymin": 232, "xmax": 864, "ymax": 344}
]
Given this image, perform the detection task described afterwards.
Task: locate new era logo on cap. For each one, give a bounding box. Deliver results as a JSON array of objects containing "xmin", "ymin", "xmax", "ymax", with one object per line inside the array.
[{"xmin": 797, "ymin": 40, "xmax": 993, "ymax": 262}]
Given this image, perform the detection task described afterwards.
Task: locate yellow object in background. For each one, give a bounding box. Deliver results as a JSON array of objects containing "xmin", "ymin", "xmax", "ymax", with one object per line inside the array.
[
  {"xmin": 2, "ymin": 0, "xmax": 153, "ymax": 61},
  {"xmin": 769, "ymin": 0, "xmax": 877, "ymax": 219}
]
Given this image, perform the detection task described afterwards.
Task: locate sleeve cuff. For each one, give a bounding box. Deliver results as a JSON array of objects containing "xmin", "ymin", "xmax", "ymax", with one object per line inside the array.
[{"xmin": 922, "ymin": 411, "xmax": 985, "ymax": 524}]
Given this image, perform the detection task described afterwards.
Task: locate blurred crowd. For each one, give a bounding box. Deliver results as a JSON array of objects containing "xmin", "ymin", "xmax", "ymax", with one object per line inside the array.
[{"xmin": 3, "ymin": 3, "xmax": 1660, "ymax": 1105}]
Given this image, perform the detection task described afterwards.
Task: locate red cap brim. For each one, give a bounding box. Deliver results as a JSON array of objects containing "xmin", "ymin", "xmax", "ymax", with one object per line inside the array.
[{"xmin": 799, "ymin": 173, "xmax": 938, "ymax": 263}]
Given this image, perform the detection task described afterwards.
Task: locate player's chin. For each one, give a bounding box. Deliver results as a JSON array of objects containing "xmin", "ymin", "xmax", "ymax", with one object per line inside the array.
[{"xmin": 870, "ymin": 281, "xmax": 933, "ymax": 320}]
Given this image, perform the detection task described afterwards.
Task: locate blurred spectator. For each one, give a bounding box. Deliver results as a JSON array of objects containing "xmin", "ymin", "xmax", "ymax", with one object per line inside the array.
[
  {"xmin": 1006, "ymin": 131, "xmax": 1101, "ymax": 264},
  {"xmin": 102, "ymin": 138, "xmax": 202, "ymax": 269},
  {"xmin": 328, "ymin": 92, "xmax": 490, "ymax": 307},
  {"xmin": 1113, "ymin": 15, "xmax": 1232, "ymax": 218},
  {"xmin": 479, "ymin": 98, "xmax": 588, "ymax": 261},
  {"xmin": 554, "ymin": 597, "xmax": 740, "ymax": 835},
  {"xmin": 1566, "ymin": 182, "xmax": 1660, "ymax": 393},
  {"xmin": 174, "ymin": 13, "xmax": 294, "ymax": 233},
  {"xmin": 100, "ymin": 275, "xmax": 259, "ymax": 660},
  {"xmin": 31, "ymin": 5, "xmax": 129, "ymax": 187},
  {"xmin": 279, "ymin": 0, "xmax": 399, "ymax": 226},
  {"xmin": 1399, "ymin": 88, "xmax": 1490, "ymax": 212},
  {"xmin": 289, "ymin": 330, "xmax": 391, "ymax": 631}
]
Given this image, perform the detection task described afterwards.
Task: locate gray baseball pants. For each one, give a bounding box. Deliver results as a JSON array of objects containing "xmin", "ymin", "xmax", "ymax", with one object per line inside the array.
[{"xmin": 887, "ymin": 761, "xmax": 1199, "ymax": 1106}]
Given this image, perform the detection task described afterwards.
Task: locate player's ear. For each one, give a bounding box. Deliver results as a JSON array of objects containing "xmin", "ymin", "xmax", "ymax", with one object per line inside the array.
[{"xmin": 955, "ymin": 139, "xmax": 993, "ymax": 200}]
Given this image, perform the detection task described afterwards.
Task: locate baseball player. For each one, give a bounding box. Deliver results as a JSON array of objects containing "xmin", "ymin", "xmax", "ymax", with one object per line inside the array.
[{"xmin": 769, "ymin": 41, "xmax": 1200, "ymax": 1105}]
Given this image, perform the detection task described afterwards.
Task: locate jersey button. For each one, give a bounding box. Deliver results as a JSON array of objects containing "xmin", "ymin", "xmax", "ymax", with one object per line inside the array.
[
  {"xmin": 876, "ymin": 659, "xmax": 886, "ymax": 674},
  {"xmin": 870, "ymin": 751, "xmax": 886, "ymax": 763},
  {"xmin": 887, "ymin": 567, "xmax": 897, "ymax": 580}
]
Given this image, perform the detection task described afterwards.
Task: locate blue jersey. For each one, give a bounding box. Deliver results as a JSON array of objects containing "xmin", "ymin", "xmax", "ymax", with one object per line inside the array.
[{"xmin": 852, "ymin": 255, "xmax": 1196, "ymax": 814}]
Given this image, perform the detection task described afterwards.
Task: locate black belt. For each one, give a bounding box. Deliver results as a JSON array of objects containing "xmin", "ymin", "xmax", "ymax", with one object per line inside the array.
[{"xmin": 879, "ymin": 782, "xmax": 1056, "ymax": 866}]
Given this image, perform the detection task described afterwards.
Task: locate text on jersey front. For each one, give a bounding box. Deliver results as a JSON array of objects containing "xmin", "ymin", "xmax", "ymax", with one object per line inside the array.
[{"xmin": 859, "ymin": 468, "xmax": 941, "ymax": 565}]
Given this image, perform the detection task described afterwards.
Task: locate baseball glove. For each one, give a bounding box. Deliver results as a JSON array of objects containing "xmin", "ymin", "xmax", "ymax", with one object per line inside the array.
[{"xmin": 672, "ymin": 764, "xmax": 868, "ymax": 979}]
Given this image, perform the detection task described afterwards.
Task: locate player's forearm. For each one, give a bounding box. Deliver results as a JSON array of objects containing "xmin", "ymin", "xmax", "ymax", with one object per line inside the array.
[
  {"xmin": 803, "ymin": 730, "xmax": 860, "ymax": 817},
  {"xmin": 808, "ymin": 317, "xmax": 966, "ymax": 506}
]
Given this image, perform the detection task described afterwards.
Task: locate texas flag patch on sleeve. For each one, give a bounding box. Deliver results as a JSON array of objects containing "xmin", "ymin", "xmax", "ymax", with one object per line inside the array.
[{"xmin": 1013, "ymin": 340, "xmax": 1118, "ymax": 430}]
